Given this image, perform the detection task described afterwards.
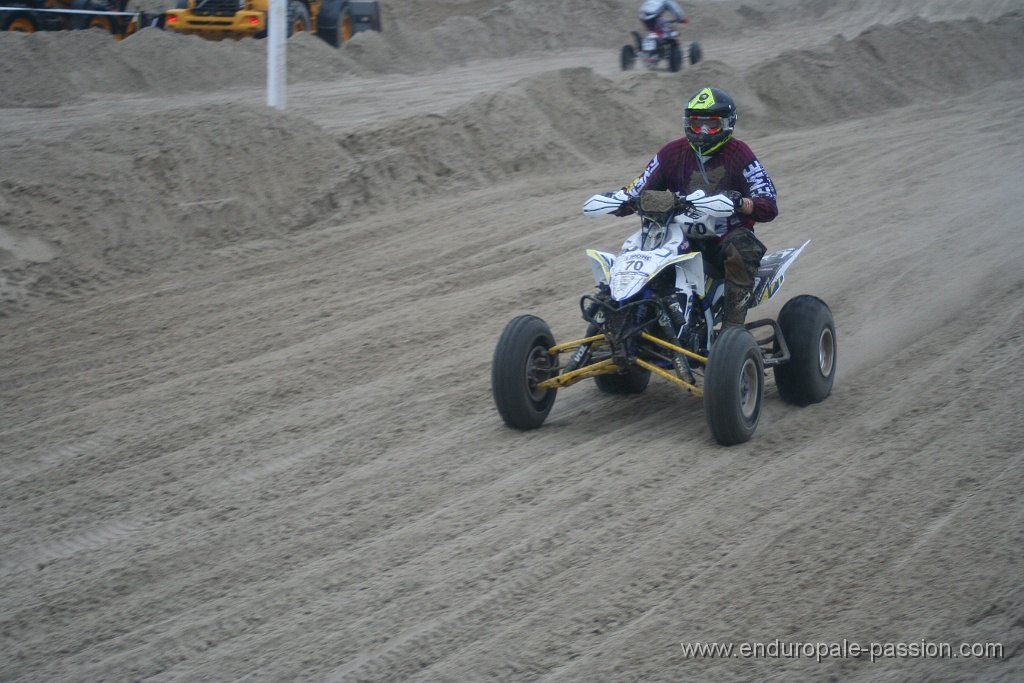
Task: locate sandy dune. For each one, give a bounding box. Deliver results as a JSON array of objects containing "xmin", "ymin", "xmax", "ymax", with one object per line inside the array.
[{"xmin": 2, "ymin": 0, "xmax": 1023, "ymax": 681}]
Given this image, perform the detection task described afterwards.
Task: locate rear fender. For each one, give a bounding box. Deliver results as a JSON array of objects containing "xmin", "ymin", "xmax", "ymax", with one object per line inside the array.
[{"xmin": 752, "ymin": 240, "xmax": 810, "ymax": 305}]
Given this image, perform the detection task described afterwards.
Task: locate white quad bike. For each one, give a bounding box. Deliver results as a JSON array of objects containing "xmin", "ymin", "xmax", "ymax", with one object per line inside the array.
[
  {"xmin": 621, "ymin": 20, "xmax": 702, "ymax": 73},
  {"xmin": 491, "ymin": 189, "xmax": 836, "ymax": 446}
]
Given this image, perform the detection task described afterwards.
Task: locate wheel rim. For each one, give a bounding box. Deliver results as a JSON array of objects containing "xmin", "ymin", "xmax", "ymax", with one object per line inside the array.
[
  {"xmin": 88, "ymin": 16, "xmax": 113, "ymax": 32},
  {"xmin": 8, "ymin": 17, "xmax": 36, "ymax": 32},
  {"xmin": 739, "ymin": 357, "xmax": 760, "ymax": 419},
  {"xmin": 818, "ymin": 327, "xmax": 835, "ymax": 377},
  {"xmin": 525, "ymin": 344, "xmax": 552, "ymax": 402}
]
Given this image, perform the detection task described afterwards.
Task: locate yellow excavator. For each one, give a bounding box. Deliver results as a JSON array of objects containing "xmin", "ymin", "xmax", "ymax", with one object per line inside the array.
[
  {"xmin": 0, "ymin": 0, "xmax": 380, "ymax": 46},
  {"xmin": 165, "ymin": 0, "xmax": 381, "ymax": 47},
  {"xmin": 0, "ymin": 0, "xmax": 163, "ymax": 37}
]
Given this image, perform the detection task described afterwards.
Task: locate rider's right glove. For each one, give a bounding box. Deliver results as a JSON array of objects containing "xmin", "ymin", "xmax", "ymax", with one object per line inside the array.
[{"xmin": 583, "ymin": 189, "xmax": 632, "ymax": 217}]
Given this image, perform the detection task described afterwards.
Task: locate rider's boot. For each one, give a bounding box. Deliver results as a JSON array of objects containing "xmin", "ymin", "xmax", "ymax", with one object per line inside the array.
[{"xmin": 722, "ymin": 282, "xmax": 753, "ymax": 329}]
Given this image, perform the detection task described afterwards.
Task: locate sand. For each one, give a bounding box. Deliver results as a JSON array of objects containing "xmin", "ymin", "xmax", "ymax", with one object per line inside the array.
[{"xmin": 2, "ymin": 0, "xmax": 1023, "ymax": 681}]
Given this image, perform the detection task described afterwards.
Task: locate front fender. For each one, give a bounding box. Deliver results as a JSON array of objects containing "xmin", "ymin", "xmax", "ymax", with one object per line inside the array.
[{"xmin": 587, "ymin": 249, "xmax": 616, "ymax": 285}]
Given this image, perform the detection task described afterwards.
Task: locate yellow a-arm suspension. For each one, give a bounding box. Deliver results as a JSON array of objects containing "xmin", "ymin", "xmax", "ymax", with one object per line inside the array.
[{"xmin": 535, "ymin": 332, "xmax": 708, "ymax": 396}]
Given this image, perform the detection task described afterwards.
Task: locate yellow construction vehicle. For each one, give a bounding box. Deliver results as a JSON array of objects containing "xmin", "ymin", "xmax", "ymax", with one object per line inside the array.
[
  {"xmin": 0, "ymin": 0, "xmax": 163, "ymax": 37},
  {"xmin": 165, "ymin": 0, "xmax": 380, "ymax": 47}
]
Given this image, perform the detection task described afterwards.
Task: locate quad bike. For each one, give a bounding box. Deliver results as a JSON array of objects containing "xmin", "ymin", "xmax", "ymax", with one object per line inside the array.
[
  {"xmin": 491, "ymin": 190, "xmax": 836, "ymax": 446},
  {"xmin": 621, "ymin": 20, "xmax": 702, "ymax": 73}
]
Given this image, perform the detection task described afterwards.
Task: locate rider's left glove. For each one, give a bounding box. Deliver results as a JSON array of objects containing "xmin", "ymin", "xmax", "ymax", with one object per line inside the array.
[
  {"xmin": 722, "ymin": 190, "xmax": 743, "ymax": 215},
  {"xmin": 689, "ymin": 192, "xmax": 736, "ymax": 216}
]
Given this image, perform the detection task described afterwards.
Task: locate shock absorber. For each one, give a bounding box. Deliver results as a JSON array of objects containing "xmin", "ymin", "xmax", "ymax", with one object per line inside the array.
[
  {"xmin": 668, "ymin": 296, "xmax": 687, "ymax": 338},
  {"xmin": 567, "ymin": 288, "xmax": 609, "ymax": 372},
  {"xmin": 659, "ymin": 294, "xmax": 696, "ymax": 384}
]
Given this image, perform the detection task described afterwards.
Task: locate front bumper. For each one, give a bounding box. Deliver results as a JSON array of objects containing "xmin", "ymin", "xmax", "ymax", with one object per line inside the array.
[{"xmin": 165, "ymin": 10, "xmax": 266, "ymax": 38}]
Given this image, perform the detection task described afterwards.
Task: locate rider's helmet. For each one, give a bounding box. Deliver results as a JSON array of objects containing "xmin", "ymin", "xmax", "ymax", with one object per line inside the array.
[
  {"xmin": 638, "ymin": 0, "xmax": 660, "ymax": 22},
  {"xmin": 683, "ymin": 87, "xmax": 737, "ymax": 156}
]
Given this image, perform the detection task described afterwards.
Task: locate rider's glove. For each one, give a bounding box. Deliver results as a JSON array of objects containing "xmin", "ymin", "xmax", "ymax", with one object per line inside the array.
[
  {"xmin": 689, "ymin": 192, "xmax": 736, "ymax": 216},
  {"xmin": 583, "ymin": 189, "xmax": 632, "ymax": 217},
  {"xmin": 722, "ymin": 190, "xmax": 743, "ymax": 215}
]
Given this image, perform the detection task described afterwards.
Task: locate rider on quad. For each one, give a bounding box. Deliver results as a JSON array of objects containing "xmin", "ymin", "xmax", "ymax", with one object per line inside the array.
[
  {"xmin": 588, "ymin": 86, "xmax": 779, "ymax": 328},
  {"xmin": 638, "ymin": 0, "xmax": 687, "ymax": 33}
]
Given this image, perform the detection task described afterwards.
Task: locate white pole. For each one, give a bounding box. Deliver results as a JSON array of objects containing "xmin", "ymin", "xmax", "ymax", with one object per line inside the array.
[{"xmin": 267, "ymin": 0, "xmax": 287, "ymax": 109}]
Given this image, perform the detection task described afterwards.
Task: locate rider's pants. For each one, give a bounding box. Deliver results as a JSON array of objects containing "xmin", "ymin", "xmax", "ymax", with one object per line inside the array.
[
  {"xmin": 721, "ymin": 229, "xmax": 766, "ymax": 288},
  {"xmin": 704, "ymin": 229, "xmax": 766, "ymax": 326}
]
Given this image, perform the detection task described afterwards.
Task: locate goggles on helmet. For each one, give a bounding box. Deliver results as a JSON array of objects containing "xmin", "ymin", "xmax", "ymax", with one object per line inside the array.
[{"xmin": 685, "ymin": 115, "xmax": 726, "ymax": 135}]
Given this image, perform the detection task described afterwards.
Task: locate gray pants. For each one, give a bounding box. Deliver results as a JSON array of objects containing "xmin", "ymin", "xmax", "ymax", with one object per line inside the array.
[{"xmin": 697, "ymin": 229, "xmax": 766, "ymax": 325}]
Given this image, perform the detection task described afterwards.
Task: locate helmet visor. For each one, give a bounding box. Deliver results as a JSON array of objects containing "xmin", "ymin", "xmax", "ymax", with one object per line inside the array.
[{"xmin": 685, "ymin": 115, "xmax": 726, "ymax": 135}]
